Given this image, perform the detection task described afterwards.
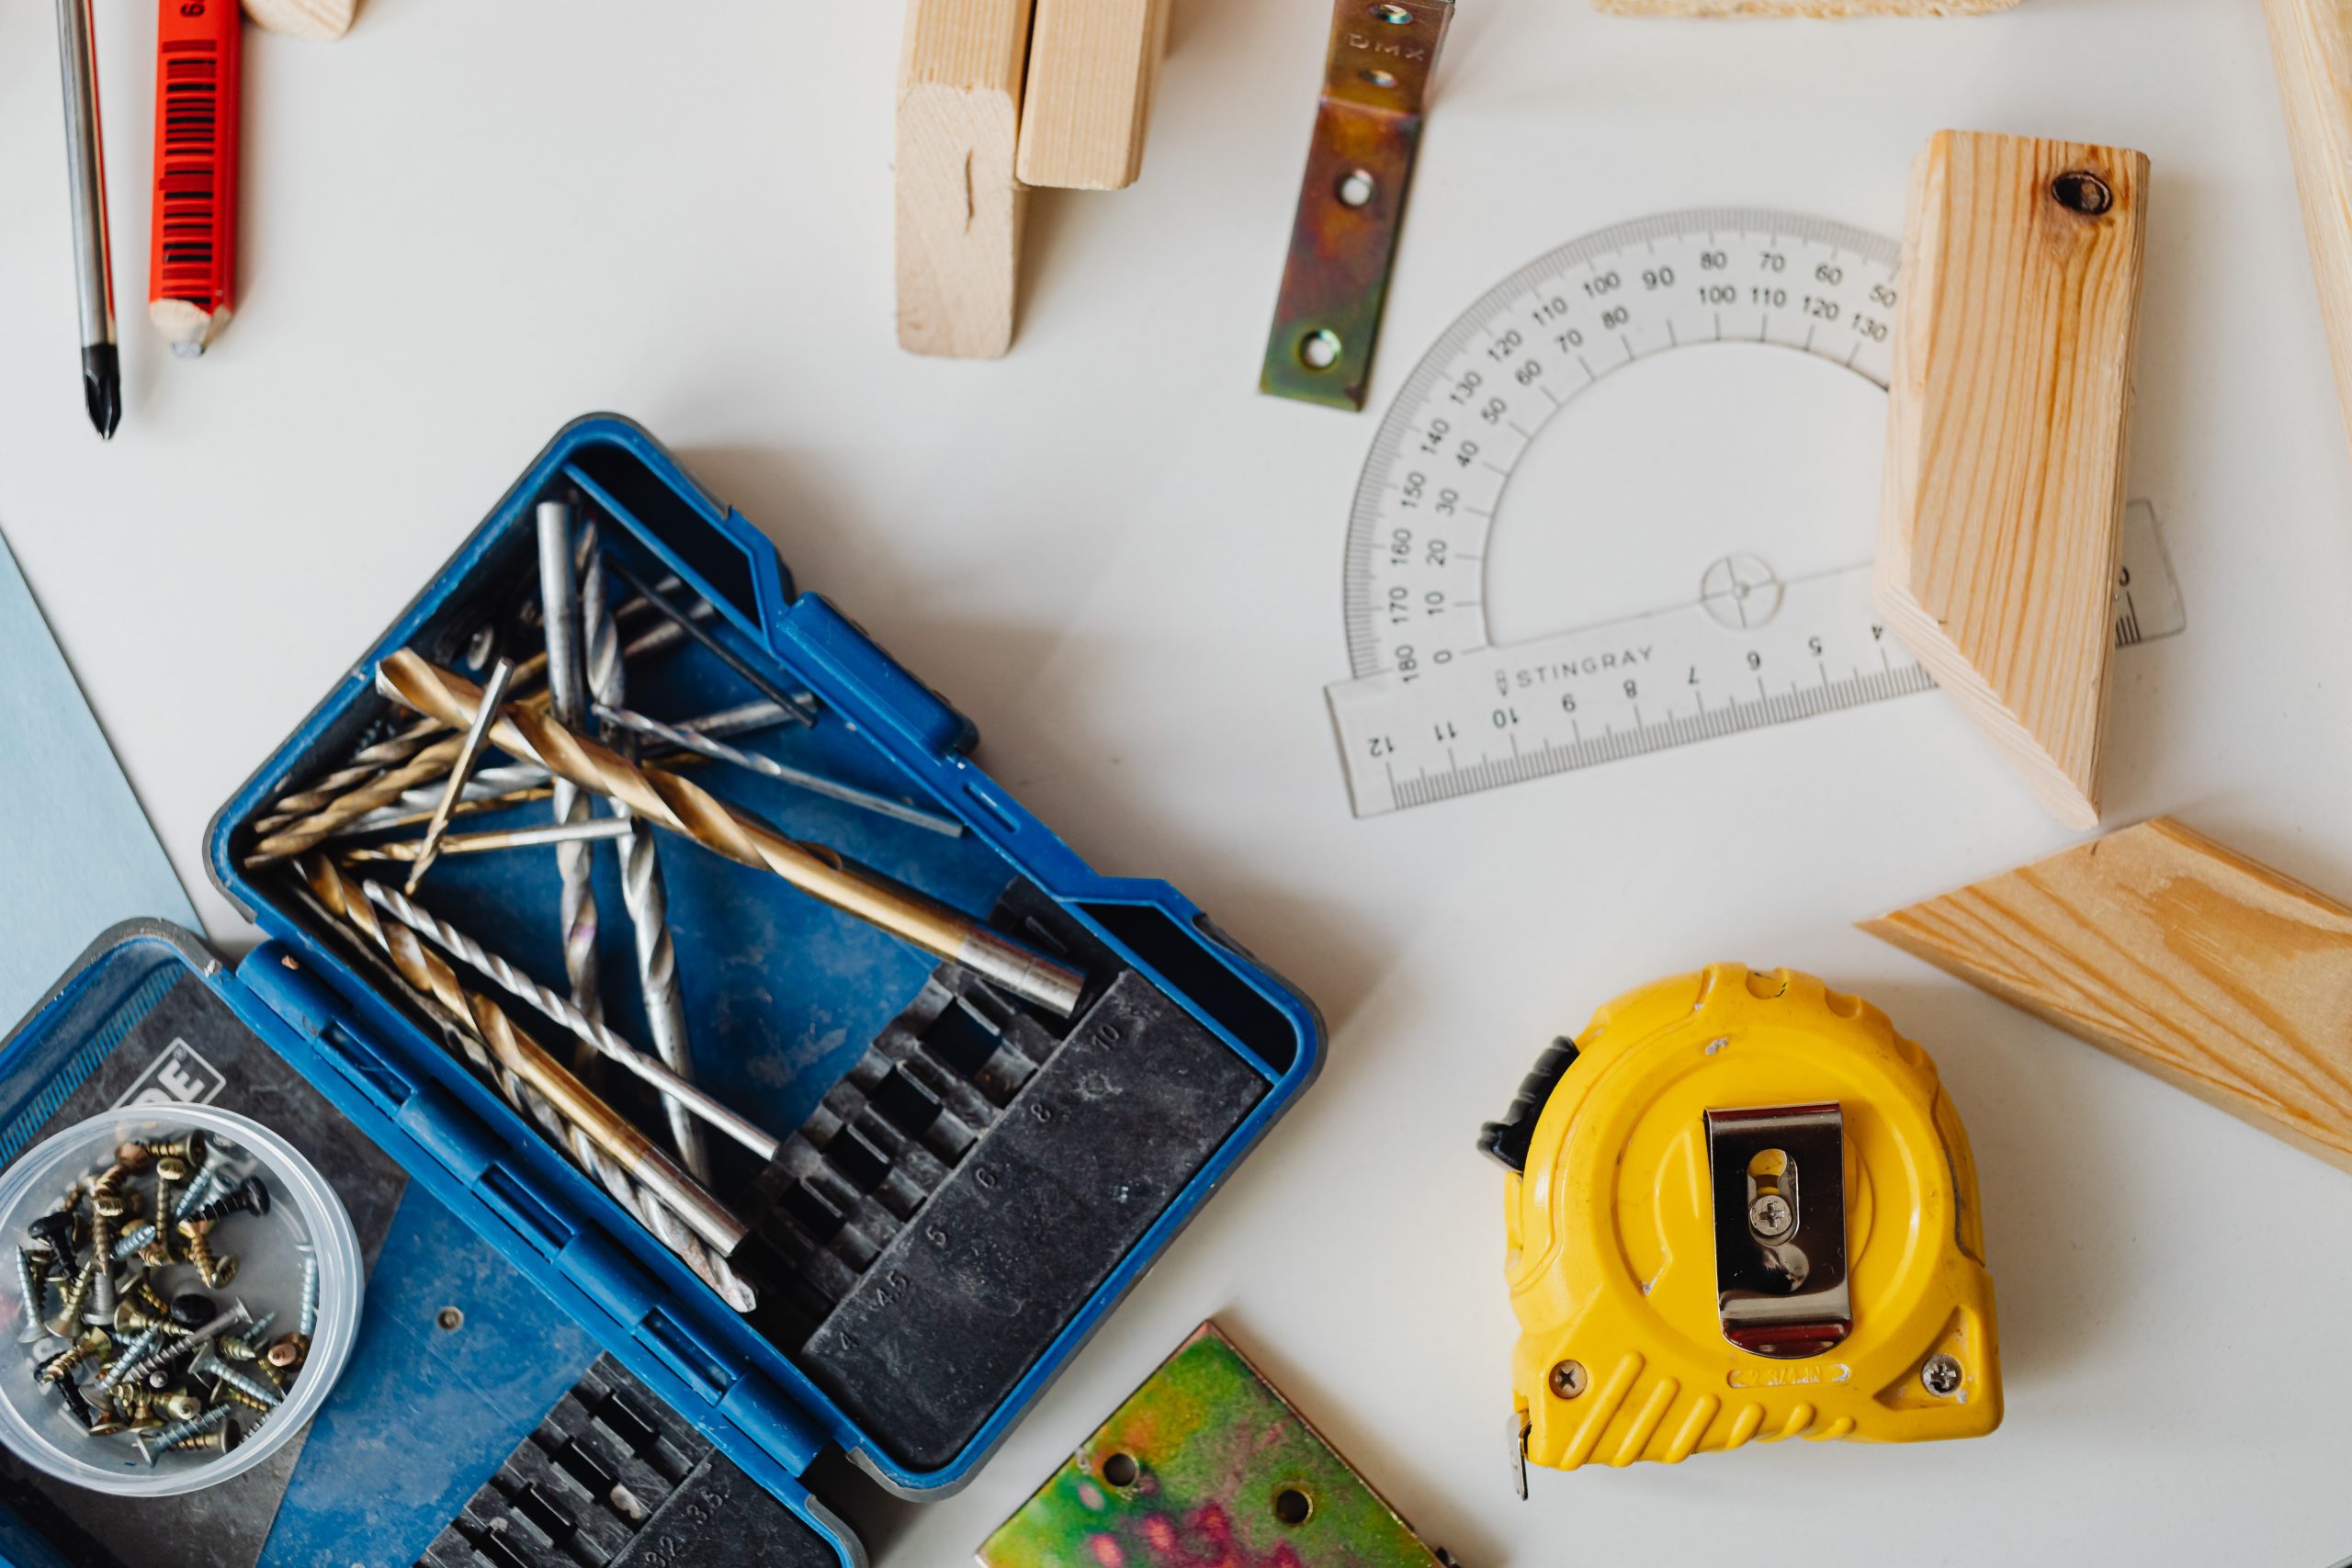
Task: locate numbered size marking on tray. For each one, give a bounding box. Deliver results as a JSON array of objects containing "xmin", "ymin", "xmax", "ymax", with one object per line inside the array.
[{"xmin": 1325, "ymin": 209, "xmax": 2184, "ymax": 818}]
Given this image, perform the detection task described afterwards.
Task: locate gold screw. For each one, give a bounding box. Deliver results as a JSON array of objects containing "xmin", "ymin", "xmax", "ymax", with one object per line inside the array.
[{"xmin": 1547, "ymin": 1359, "xmax": 1589, "ymax": 1400}]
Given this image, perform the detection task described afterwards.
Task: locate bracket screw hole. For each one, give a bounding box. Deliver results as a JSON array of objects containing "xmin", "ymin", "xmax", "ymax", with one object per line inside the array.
[
  {"xmin": 1374, "ymin": 2, "xmax": 1412, "ymax": 20},
  {"xmin": 1272, "ymin": 1486, "xmax": 1313, "ymax": 1525},
  {"xmin": 1359, "ymin": 67, "xmax": 1399, "ymax": 88},
  {"xmin": 1337, "ymin": 169, "xmax": 1377, "ymax": 209},
  {"xmin": 2051, "ymin": 171, "xmax": 2112, "ymax": 216},
  {"xmin": 1299, "ymin": 329, "xmax": 1343, "ymax": 371}
]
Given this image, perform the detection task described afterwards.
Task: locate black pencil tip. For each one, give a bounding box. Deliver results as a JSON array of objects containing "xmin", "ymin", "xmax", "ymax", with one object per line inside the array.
[{"xmin": 82, "ymin": 344, "xmax": 120, "ymax": 438}]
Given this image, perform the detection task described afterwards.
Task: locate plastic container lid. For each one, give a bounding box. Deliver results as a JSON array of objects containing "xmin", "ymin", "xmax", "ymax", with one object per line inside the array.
[{"xmin": 0, "ymin": 1104, "xmax": 362, "ymax": 1496}]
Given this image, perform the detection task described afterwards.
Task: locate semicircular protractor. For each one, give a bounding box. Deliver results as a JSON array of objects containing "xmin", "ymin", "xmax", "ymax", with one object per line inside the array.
[{"xmin": 1324, "ymin": 208, "xmax": 2183, "ymax": 818}]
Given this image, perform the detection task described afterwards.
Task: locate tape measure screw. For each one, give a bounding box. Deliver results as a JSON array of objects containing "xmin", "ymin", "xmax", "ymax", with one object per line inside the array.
[
  {"xmin": 1547, "ymin": 1359, "xmax": 1588, "ymax": 1399},
  {"xmin": 1747, "ymin": 1192, "xmax": 1796, "ymax": 1243},
  {"xmin": 2052, "ymin": 171, "xmax": 2113, "ymax": 217},
  {"xmin": 1920, "ymin": 1354, "xmax": 1964, "ymax": 1397}
]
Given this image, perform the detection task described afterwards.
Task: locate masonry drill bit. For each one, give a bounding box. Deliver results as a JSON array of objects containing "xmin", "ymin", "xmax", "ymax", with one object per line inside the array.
[
  {"xmin": 356, "ymin": 876, "xmax": 781, "ymax": 1162},
  {"xmin": 602, "ymin": 556, "xmax": 817, "ymax": 726},
  {"xmin": 593, "ymin": 703, "xmax": 963, "ymax": 838},
  {"xmin": 376, "ymin": 651, "xmax": 1087, "ymax": 1017},
  {"xmin": 300, "ymin": 855, "xmax": 747, "ymax": 1256},
  {"xmin": 537, "ymin": 502, "xmax": 604, "ymax": 1061},
  {"xmin": 344, "ymin": 817, "xmax": 636, "ymax": 863},
  {"xmin": 405, "ymin": 656, "xmax": 517, "ymax": 893},
  {"xmin": 584, "ymin": 548, "xmax": 712, "ymax": 1183}
]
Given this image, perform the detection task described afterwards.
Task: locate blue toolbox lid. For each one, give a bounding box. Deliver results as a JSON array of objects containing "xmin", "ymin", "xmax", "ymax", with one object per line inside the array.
[{"xmin": 187, "ymin": 416, "xmax": 1326, "ymax": 1541}]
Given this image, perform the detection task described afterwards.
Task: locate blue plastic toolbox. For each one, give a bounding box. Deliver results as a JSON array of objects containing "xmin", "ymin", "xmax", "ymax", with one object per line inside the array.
[{"xmin": 0, "ymin": 416, "xmax": 1323, "ymax": 1566}]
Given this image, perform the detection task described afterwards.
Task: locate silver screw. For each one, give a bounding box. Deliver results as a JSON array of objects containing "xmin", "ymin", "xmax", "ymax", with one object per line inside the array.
[
  {"xmin": 1547, "ymin": 1359, "xmax": 1588, "ymax": 1399},
  {"xmin": 1921, "ymin": 1354, "xmax": 1963, "ymax": 1397},
  {"xmin": 1748, "ymin": 1192, "xmax": 1795, "ymax": 1242}
]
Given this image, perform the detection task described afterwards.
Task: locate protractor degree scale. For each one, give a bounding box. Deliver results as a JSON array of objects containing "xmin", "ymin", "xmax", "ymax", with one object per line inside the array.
[{"xmin": 1327, "ymin": 208, "xmax": 2184, "ymax": 819}]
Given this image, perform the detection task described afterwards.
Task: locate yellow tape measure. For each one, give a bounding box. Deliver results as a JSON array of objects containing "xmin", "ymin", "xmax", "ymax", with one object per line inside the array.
[{"xmin": 1480, "ymin": 964, "xmax": 1999, "ymax": 1484}]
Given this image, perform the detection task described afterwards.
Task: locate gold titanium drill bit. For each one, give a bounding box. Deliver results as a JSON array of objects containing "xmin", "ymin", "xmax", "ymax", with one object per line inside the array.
[
  {"xmin": 405, "ymin": 656, "xmax": 517, "ymax": 893},
  {"xmin": 592, "ymin": 702, "xmax": 965, "ymax": 837},
  {"xmin": 583, "ymin": 545, "xmax": 712, "ymax": 1185},
  {"xmin": 537, "ymin": 502, "xmax": 604, "ymax": 1065},
  {"xmin": 250, "ymin": 589, "xmax": 711, "ymax": 835},
  {"xmin": 328, "ymin": 700, "xmax": 780, "ymax": 840},
  {"xmin": 374, "ymin": 651, "xmax": 1088, "ymax": 1018},
  {"xmin": 353, "ymin": 875, "xmax": 782, "ymax": 1162},
  {"xmin": 299, "ymin": 855, "xmax": 748, "ymax": 1258},
  {"xmin": 248, "ymin": 734, "xmax": 468, "ymax": 863},
  {"xmin": 343, "ymin": 818, "xmax": 635, "ymax": 863}
]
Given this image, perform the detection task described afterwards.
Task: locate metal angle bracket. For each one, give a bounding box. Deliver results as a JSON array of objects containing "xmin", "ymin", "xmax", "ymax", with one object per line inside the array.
[{"xmin": 1260, "ymin": 0, "xmax": 1453, "ymax": 411}]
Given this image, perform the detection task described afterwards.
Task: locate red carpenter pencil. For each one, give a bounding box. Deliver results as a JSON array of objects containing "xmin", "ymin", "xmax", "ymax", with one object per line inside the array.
[{"xmin": 149, "ymin": 0, "xmax": 240, "ymax": 356}]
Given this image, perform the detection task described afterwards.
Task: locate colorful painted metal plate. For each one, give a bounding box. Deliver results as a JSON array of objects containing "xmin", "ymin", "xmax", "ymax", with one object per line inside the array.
[{"xmin": 978, "ymin": 1323, "xmax": 1453, "ymax": 1568}]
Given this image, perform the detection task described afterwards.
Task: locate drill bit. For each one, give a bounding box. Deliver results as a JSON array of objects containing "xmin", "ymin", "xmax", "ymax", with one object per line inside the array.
[
  {"xmin": 593, "ymin": 702, "xmax": 964, "ymax": 837},
  {"xmin": 330, "ymin": 700, "xmax": 790, "ymax": 840},
  {"xmin": 375, "ymin": 650, "xmax": 1087, "ymax": 1018},
  {"xmin": 300, "ymin": 855, "xmax": 747, "ymax": 1258},
  {"xmin": 354, "ymin": 875, "xmax": 780, "ymax": 1161},
  {"xmin": 537, "ymin": 502, "xmax": 603, "ymax": 1062},
  {"xmin": 249, "ymin": 586, "xmax": 709, "ymax": 836},
  {"xmin": 405, "ymin": 655, "xmax": 517, "ymax": 892},
  {"xmin": 601, "ymin": 556, "xmax": 817, "ymax": 727},
  {"xmin": 342, "ymin": 817, "xmax": 635, "ymax": 863},
  {"xmin": 248, "ymin": 734, "xmax": 467, "ymax": 863},
  {"xmin": 584, "ymin": 547, "xmax": 712, "ymax": 1184}
]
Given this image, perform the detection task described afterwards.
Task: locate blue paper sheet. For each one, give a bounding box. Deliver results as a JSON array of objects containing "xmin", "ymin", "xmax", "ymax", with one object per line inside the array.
[{"xmin": 0, "ymin": 528, "xmax": 198, "ymax": 1030}]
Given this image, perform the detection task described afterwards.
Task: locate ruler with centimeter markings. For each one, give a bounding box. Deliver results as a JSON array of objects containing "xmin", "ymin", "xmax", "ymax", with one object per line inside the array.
[{"xmin": 1325, "ymin": 209, "xmax": 2185, "ymax": 819}]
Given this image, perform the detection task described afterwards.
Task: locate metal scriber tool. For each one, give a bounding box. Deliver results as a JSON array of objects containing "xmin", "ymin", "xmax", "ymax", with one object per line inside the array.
[
  {"xmin": 593, "ymin": 703, "xmax": 964, "ymax": 837},
  {"xmin": 54, "ymin": 0, "xmax": 119, "ymax": 438},
  {"xmin": 301, "ymin": 856, "xmax": 747, "ymax": 1258},
  {"xmin": 375, "ymin": 650, "xmax": 1087, "ymax": 1018},
  {"xmin": 405, "ymin": 656, "xmax": 516, "ymax": 891}
]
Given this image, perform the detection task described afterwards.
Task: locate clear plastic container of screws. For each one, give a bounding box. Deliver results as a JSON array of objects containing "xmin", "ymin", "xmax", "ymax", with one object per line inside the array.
[{"xmin": 0, "ymin": 1104, "xmax": 361, "ymax": 1495}]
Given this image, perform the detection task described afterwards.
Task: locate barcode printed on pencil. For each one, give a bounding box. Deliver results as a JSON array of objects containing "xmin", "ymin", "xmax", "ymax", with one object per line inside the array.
[{"xmin": 157, "ymin": 42, "xmax": 222, "ymax": 299}]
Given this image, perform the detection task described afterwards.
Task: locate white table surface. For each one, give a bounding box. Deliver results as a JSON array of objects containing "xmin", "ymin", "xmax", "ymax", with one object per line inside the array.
[{"xmin": 5, "ymin": 0, "xmax": 2351, "ymax": 1562}]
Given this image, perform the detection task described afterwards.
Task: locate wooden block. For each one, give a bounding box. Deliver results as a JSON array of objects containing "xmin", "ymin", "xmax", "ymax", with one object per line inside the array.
[
  {"xmin": 1875, "ymin": 130, "xmax": 2149, "ymax": 830},
  {"xmin": 1864, "ymin": 818, "xmax": 2352, "ymax": 1174},
  {"xmin": 1594, "ymin": 0, "xmax": 2016, "ymax": 14},
  {"xmin": 897, "ymin": 0, "xmax": 1034, "ymax": 359},
  {"xmin": 241, "ymin": 0, "xmax": 356, "ymax": 39},
  {"xmin": 2266, "ymin": 0, "xmax": 2352, "ymax": 456},
  {"xmin": 1016, "ymin": 0, "xmax": 1170, "ymax": 190}
]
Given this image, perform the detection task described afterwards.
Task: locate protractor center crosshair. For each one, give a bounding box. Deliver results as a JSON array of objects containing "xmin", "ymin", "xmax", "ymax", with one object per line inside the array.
[{"xmin": 1325, "ymin": 208, "xmax": 2182, "ymax": 818}]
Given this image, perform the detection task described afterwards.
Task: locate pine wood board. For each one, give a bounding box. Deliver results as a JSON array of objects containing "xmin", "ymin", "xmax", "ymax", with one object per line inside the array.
[
  {"xmin": 2266, "ymin": 0, "xmax": 2352, "ymax": 456},
  {"xmin": 242, "ymin": 0, "xmax": 356, "ymax": 40},
  {"xmin": 1016, "ymin": 0, "xmax": 1170, "ymax": 191},
  {"xmin": 1874, "ymin": 130, "xmax": 2149, "ymax": 830},
  {"xmin": 897, "ymin": 0, "xmax": 1035, "ymax": 358},
  {"xmin": 1864, "ymin": 818, "xmax": 2352, "ymax": 1174}
]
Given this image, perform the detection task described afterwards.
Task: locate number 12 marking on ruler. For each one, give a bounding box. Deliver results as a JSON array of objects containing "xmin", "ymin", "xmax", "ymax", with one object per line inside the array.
[{"xmin": 1325, "ymin": 209, "xmax": 2186, "ymax": 819}]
